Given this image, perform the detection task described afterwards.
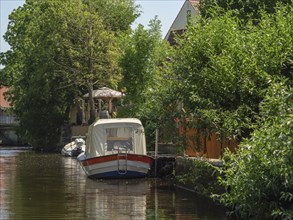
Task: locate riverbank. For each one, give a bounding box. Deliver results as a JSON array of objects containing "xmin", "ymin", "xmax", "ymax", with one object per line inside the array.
[{"xmin": 174, "ymin": 156, "xmax": 224, "ymax": 197}]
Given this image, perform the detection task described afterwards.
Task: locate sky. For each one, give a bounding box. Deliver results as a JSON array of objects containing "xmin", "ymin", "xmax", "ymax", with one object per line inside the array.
[{"xmin": 0, "ymin": 0, "xmax": 185, "ymax": 54}]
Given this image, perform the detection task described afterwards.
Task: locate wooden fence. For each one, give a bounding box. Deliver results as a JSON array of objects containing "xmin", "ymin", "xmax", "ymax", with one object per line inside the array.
[{"xmin": 178, "ymin": 124, "xmax": 238, "ymax": 159}]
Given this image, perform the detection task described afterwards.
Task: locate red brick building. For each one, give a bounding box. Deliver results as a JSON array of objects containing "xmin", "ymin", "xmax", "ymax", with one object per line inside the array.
[{"xmin": 0, "ymin": 86, "xmax": 10, "ymax": 109}]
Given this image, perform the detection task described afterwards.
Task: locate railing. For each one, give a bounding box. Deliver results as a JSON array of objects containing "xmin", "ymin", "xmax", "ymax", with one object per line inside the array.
[
  {"xmin": 117, "ymin": 146, "xmax": 128, "ymax": 175},
  {"xmin": 0, "ymin": 115, "xmax": 17, "ymax": 125}
]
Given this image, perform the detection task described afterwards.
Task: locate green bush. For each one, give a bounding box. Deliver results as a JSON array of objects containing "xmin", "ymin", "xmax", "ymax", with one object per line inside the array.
[{"xmin": 218, "ymin": 81, "xmax": 293, "ymax": 219}]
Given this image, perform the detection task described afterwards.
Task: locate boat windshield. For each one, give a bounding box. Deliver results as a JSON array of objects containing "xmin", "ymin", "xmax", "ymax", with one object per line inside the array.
[{"xmin": 106, "ymin": 127, "xmax": 133, "ymax": 151}]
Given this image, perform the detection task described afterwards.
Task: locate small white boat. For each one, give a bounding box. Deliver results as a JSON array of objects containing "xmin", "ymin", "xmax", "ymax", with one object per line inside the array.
[
  {"xmin": 77, "ymin": 118, "xmax": 154, "ymax": 179},
  {"xmin": 61, "ymin": 138, "xmax": 85, "ymax": 157}
]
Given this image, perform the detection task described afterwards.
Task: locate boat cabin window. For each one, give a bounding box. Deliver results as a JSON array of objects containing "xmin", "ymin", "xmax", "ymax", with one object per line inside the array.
[{"xmin": 106, "ymin": 127, "xmax": 133, "ymax": 151}]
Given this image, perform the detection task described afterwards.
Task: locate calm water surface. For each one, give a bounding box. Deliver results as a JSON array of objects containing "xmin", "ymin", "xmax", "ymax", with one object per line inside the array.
[{"xmin": 0, "ymin": 148, "xmax": 228, "ymax": 220}]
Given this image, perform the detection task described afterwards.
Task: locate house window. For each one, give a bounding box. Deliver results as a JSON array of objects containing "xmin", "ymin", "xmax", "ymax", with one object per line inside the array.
[{"xmin": 187, "ymin": 10, "xmax": 191, "ymax": 19}]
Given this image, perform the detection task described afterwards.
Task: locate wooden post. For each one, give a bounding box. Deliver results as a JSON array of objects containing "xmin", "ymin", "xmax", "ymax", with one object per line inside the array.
[
  {"xmin": 155, "ymin": 128, "xmax": 159, "ymax": 177},
  {"xmin": 108, "ymin": 98, "xmax": 113, "ymax": 114},
  {"xmin": 98, "ymin": 99, "xmax": 102, "ymax": 113}
]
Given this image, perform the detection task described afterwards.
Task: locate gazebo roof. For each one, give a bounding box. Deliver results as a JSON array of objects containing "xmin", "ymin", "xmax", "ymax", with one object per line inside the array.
[{"xmin": 83, "ymin": 87, "xmax": 124, "ymax": 99}]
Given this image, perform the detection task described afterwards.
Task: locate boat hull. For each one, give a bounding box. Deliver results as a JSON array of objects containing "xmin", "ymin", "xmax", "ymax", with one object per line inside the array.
[{"xmin": 79, "ymin": 154, "xmax": 154, "ymax": 179}]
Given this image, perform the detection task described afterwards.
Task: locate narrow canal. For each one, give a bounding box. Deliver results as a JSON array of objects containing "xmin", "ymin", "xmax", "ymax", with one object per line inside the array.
[{"xmin": 0, "ymin": 148, "xmax": 228, "ymax": 219}]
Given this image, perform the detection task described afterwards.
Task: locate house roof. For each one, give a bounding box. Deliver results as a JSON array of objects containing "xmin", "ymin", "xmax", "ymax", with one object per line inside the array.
[
  {"xmin": 164, "ymin": 0, "xmax": 200, "ymax": 43},
  {"xmin": 189, "ymin": 0, "xmax": 200, "ymax": 7},
  {"xmin": 0, "ymin": 86, "xmax": 11, "ymax": 108}
]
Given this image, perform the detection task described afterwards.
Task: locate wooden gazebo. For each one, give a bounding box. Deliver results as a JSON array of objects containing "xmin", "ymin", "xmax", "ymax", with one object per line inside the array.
[
  {"xmin": 83, "ymin": 87, "xmax": 124, "ymax": 115},
  {"xmin": 69, "ymin": 87, "xmax": 124, "ymax": 137}
]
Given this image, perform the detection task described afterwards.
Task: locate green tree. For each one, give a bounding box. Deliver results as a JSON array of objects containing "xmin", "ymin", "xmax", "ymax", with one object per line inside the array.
[
  {"xmin": 119, "ymin": 17, "xmax": 175, "ymax": 146},
  {"xmin": 56, "ymin": 1, "xmax": 121, "ymax": 124},
  {"xmin": 0, "ymin": 0, "xmax": 137, "ymax": 150},
  {"xmin": 88, "ymin": 0, "xmax": 139, "ymax": 32},
  {"xmin": 1, "ymin": 1, "xmax": 73, "ymax": 149},
  {"xmin": 171, "ymin": 5, "xmax": 292, "ymax": 142},
  {"xmin": 199, "ymin": 0, "xmax": 292, "ymax": 23}
]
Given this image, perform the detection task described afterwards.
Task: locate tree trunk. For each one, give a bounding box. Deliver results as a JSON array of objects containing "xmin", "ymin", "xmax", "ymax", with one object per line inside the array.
[
  {"xmin": 88, "ymin": 84, "xmax": 96, "ymax": 124},
  {"xmin": 87, "ymin": 17, "xmax": 96, "ymax": 125}
]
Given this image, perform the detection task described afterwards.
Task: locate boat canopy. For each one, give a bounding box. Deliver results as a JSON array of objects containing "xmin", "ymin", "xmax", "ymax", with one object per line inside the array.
[{"xmin": 85, "ymin": 118, "xmax": 147, "ymax": 158}]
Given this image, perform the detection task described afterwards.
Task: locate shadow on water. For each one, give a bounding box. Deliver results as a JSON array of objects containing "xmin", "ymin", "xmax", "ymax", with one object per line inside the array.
[{"xmin": 0, "ymin": 149, "xmax": 228, "ymax": 219}]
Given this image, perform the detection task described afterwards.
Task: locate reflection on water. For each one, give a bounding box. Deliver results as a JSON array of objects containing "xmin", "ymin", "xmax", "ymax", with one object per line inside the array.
[{"xmin": 0, "ymin": 149, "xmax": 227, "ymax": 219}]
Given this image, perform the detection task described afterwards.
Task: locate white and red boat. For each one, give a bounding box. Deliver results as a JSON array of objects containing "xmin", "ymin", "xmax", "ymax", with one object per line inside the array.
[{"xmin": 77, "ymin": 118, "xmax": 154, "ymax": 179}]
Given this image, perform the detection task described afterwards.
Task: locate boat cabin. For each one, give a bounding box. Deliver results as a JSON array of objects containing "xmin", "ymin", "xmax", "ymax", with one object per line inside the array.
[{"xmin": 86, "ymin": 118, "xmax": 146, "ymax": 158}]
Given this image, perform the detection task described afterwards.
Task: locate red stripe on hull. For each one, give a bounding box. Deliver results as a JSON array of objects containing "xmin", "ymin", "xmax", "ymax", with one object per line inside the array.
[{"xmin": 82, "ymin": 154, "xmax": 154, "ymax": 167}]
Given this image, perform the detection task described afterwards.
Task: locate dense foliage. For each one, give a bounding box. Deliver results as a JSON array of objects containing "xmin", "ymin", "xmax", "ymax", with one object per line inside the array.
[
  {"xmin": 0, "ymin": 0, "xmax": 137, "ymax": 149},
  {"xmin": 219, "ymin": 82, "xmax": 293, "ymax": 219},
  {"xmin": 118, "ymin": 17, "xmax": 175, "ymax": 147},
  {"xmin": 199, "ymin": 0, "xmax": 292, "ymax": 23},
  {"xmin": 171, "ymin": 5, "xmax": 292, "ymax": 141},
  {"xmin": 167, "ymin": 3, "xmax": 293, "ymax": 218}
]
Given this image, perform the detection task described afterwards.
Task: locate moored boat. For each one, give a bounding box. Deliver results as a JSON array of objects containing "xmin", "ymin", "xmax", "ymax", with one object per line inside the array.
[
  {"xmin": 61, "ymin": 138, "xmax": 85, "ymax": 157},
  {"xmin": 77, "ymin": 118, "xmax": 154, "ymax": 179}
]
